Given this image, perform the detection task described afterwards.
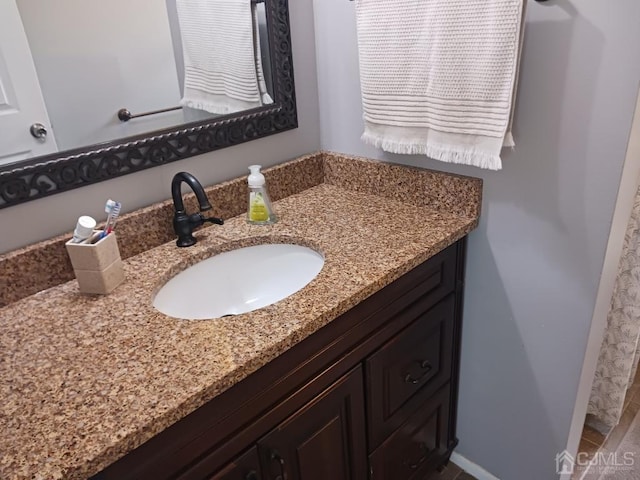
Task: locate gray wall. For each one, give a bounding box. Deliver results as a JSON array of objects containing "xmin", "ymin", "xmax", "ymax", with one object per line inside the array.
[
  {"xmin": 312, "ymin": 0, "xmax": 640, "ymax": 479},
  {"xmin": 0, "ymin": 0, "xmax": 320, "ymax": 254}
]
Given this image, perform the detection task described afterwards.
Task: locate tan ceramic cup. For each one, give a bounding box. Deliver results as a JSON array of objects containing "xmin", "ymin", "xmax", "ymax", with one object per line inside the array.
[{"xmin": 65, "ymin": 232, "xmax": 124, "ymax": 294}]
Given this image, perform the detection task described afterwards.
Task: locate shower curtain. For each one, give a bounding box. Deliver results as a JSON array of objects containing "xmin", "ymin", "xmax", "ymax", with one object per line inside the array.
[{"xmin": 587, "ymin": 184, "xmax": 640, "ymax": 430}]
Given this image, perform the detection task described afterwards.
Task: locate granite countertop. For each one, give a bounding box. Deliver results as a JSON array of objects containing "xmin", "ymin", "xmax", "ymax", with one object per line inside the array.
[{"xmin": 0, "ymin": 155, "xmax": 481, "ymax": 480}]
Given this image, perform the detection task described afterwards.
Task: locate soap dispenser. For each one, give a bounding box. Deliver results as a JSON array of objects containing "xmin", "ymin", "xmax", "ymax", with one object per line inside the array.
[{"xmin": 247, "ymin": 165, "xmax": 276, "ymax": 224}]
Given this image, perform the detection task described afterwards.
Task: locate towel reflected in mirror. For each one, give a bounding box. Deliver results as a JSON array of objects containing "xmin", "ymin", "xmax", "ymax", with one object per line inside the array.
[{"xmin": 176, "ymin": 0, "xmax": 273, "ymax": 115}]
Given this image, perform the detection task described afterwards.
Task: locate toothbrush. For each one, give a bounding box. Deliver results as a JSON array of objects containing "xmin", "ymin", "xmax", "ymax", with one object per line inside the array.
[{"xmin": 100, "ymin": 199, "xmax": 121, "ymax": 238}]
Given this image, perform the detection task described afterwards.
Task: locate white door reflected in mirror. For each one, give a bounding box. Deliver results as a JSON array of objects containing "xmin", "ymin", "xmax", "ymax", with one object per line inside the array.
[
  {"xmin": 0, "ymin": 0, "xmax": 58, "ymax": 165},
  {"xmin": 2, "ymin": 0, "xmax": 273, "ymax": 163}
]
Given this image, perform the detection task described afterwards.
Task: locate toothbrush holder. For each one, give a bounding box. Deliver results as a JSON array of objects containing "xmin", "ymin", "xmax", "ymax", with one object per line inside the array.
[{"xmin": 65, "ymin": 232, "xmax": 125, "ymax": 294}]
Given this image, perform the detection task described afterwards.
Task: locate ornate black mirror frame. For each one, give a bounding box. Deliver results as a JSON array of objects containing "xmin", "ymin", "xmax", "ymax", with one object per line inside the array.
[{"xmin": 0, "ymin": 0, "xmax": 296, "ymax": 209}]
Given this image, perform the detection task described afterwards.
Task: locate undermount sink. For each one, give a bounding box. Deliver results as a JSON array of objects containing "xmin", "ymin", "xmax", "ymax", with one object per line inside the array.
[{"xmin": 153, "ymin": 244, "xmax": 324, "ymax": 320}]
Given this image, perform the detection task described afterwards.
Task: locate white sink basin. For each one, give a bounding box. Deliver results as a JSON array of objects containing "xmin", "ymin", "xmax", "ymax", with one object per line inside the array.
[{"xmin": 153, "ymin": 244, "xmax": 324, "ymax": 320}]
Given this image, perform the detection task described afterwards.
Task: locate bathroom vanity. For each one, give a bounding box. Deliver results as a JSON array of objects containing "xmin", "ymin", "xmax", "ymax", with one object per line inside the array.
[
  {"xmin": 95, "ymin": 240, "xmax": 465, "ymax": 480},
  {"xmin": 0, "ymin": 153, "xmax": 481, "ymax": 480}
]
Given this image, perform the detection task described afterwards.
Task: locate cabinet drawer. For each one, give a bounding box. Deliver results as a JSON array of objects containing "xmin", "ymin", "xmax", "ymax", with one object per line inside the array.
[
  {"xmin": 369, "ymin": 385, "xmax": 451, "ymax": 480},
  {"xmin": 366, "ymin": 295, "xmax": 455, "ymax": 449}
]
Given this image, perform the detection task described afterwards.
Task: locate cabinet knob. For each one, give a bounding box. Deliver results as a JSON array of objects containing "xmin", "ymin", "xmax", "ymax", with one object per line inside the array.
[
  {"xmin": 269, "ymin": 450, "xmax": 286, "ymax": 480},
  {"xmin": 404, "ymin": 442, "xmax": 429, "ymax": 470},
  {"xmin": 403, "ymin": 360, "xmax": 433, "ymax": 384},
  {"xmin": 245, "ymin": 471, "xmax": 259, "ymax": 480}
]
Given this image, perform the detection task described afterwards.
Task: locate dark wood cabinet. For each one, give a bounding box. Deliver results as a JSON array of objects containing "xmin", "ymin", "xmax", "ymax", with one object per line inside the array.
[
  {"xmin": 257, "ymin": 366, "xmax": 367, "ymax": 480},
  {"xmin": 93, "ymin": 239, "xmax": 466, "ymax": 480},
  {"xmin": 369, "ymin": 385, "xmax": 451, "ymax": 480},
  {"xmin": 366, "ymin": 295, "xmax": 455, "ymax": 450},
  {"xmin": 208, "ymin": 447, "xmax": 261, "ymax": 480},
  {"xmin": 187, "ymin": 367, "xmax": 367, "ymax": 480}
]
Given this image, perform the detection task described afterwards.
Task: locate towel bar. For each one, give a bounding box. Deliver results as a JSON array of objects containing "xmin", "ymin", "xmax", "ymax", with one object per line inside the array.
[{"xmin": 117, "ymin": 106, "xmax": 182, "ymax": 122}]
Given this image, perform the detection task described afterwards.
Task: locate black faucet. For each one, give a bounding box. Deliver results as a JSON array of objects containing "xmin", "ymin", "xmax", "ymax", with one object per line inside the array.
[{"xmin": 171, "ymin": 172, "xmax": 223, "ymax": 247}]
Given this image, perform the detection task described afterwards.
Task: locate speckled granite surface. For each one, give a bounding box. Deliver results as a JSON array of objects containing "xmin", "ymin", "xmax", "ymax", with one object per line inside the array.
[
  {"xmin": 0, "ymin": 153, "xmax": 324, "ymax": 308},
  {"xmin": 0, "ymin": 154, "xmax": 481, "ymax": 480},
  {"xmin": 323, "ymin": 152, "xmax": 482, "ymax": 219}
]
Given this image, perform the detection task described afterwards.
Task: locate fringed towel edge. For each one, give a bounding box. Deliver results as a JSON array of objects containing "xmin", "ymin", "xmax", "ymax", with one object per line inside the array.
[{"xmin": 361, "ymin": 130, "xmax": 503, "ymax": 171}]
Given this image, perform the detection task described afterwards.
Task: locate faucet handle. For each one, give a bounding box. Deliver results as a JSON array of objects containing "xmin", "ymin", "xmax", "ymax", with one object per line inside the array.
[
  {"xmin": 174, "ymin": 213, "xmax": 223, "ymax": 247},
  {"xmin": 187, "ymin": 213, "xmax": 223, "ymax": 228},
  {"xmin": 202, "ymin": 216, "xmax": 224, "ymax": 226}
]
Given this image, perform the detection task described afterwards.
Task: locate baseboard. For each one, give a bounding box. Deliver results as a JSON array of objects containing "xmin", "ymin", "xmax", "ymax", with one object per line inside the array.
[{"xmin": 450, "ymin": 452, "xmax": 501, "ymax": 480}]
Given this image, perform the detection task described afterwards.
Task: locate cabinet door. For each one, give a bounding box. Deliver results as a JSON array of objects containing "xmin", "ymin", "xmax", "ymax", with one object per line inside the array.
[
  {"xmin": 369, "ymin": 385, "xmax": 451, "ymax": 480},
  {"xmin": 209, "ymin": 446, "xmax": 262, "ymax": 480},
  {"xmin": 257, "ymin": 366, "xmax": 367, "ymax": 480}
]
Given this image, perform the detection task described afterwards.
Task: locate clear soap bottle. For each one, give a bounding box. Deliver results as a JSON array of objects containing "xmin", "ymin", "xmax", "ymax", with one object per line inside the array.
[{"xmin": 247, "ymin": 165, "xmax": 276, "ymax": 225}]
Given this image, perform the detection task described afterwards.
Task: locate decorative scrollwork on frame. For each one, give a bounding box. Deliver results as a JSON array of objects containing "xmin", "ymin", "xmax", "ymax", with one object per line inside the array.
[{"xmin": 0, "ymin": 0, "xmax": 297, "ymax": 209}]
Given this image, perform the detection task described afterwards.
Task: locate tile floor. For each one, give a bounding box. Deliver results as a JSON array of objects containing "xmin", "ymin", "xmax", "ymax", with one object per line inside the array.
[
  {"xmin": 428, "ymin": 461, "xmax": 477, "ymax": 480},
  {"xmin": 573, "ymin": 367, "xmax": 640, "ymax": 479}
]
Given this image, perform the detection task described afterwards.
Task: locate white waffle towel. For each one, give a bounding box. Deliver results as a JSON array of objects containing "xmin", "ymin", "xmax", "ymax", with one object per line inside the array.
[
  {"xmin": 356, "ymin": 0, "xmax": 526, "ymax": 170},
  {"xmin": 176, "ymin": 0, "xmax": 273, "ymax": 115}
]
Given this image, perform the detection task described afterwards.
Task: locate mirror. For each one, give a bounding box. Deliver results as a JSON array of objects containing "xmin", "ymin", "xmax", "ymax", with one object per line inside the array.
[{"xmin": 0, "ymin": 0, "xmax": 296, "ymax": 209}]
